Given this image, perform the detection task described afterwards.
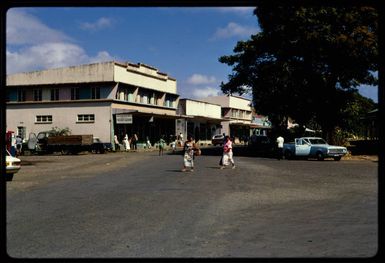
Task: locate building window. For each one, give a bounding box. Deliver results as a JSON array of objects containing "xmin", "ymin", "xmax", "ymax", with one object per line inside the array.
[
  {"xmin": 17, "ymin": 89, "xmax": 26, "ymax": 102},
  {"xmin": 35, "ymin": 115, "xmax": 52, "ymax": 123},
  {"xmin": 77, "ymin": 114, "xmax": 95, "ymax": 123},
  {"xmin": 33, "ymin": 89, "xmax": 42, "ymax": 101},
  {"xmin": 91, "ymin": 87, "xmax": 100, "ymax": 99},
  {"xmin": 50, "ymin": 88, "xmax": 59, "ymax": 101},
  {"xmin": 71, "ymin": 88, "xmax": 80, "ymax": 100}
]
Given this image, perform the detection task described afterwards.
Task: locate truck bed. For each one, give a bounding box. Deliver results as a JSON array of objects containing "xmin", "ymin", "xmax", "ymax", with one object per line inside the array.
[{"xmin": 47, "ymin": 135, "xmax": 93, "ymax": 145}]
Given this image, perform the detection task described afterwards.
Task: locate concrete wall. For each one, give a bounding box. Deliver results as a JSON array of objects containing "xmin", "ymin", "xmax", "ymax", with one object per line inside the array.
[
  {"xmin": 200, "ymin": 96, "xmax": 230, "ymax": 107},
  {"xmin": 228, "ymin": 96, "xmax": 252, "ymax": 111},
  {"xmin": 184, "ymin": 100, "xmax": 221, "ymax": 119},
  {"xmin": 200, "ymin": 95, "xmax": 252, "ymax": 111},
  {"xmin": 114, "ymin": 63, "xmax": 177, "ymax": 95},
  {"xmin": 6, "ymin": 102, "xmax": 112, "ymax": 142},
  {"xmin": 7, "ymin": 62, "xmax": 115, "ymax": 86}
]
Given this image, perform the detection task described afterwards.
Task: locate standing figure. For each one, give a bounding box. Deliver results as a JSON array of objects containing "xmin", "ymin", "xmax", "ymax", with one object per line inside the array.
[
  {"xmin": 146, "ymin": 136, "xmax": 152, "ymax": 149},
  {"xmin": 220, "ymin": 136, "xmax": 236, "ymax": 169},
  {"xmin": 131, "ymin": 133, "xmax": 138, "ymax": 151},
  {"xmin": 181, "ymin": 135, "xmax": 197, "ymax": 172},
  {"xmin": 158, "ymin": 136, "xmax": 166, "ymax": 156},
  {"xmin": 123, "ymin": 134, "xmax": 130, "ymax": 151},
  {"xmin": 114, "ymin": 135, "xmax": 120, "ymax": 151},
  {"xmin": 179, "ymin": 132, "xmax": 184, "ymax": 147},
  {"xmin": 276, "ymin": 135, "xmax": 284, "ymax": 160},
  {"xmin": 15, "ymin": 135, "xmax": 23, "ymax": 156},
  {"xmin": 170, "ymin": 139, "xmax": 176, "ymax": 153}
]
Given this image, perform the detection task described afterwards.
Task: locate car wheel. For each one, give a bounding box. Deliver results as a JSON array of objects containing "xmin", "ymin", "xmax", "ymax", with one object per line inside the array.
[
  {"xmin": 316, "ymin": 152, "xmax": 324, "ymax": 161},
  {"xmin": 334, "ymin": 156, "xmax": 341, "ymax": 161}
]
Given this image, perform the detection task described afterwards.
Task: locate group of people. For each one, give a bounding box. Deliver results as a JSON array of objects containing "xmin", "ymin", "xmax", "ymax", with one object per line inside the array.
[
  {"xmin": 114, "ymin": 133, "xmax": 139, "ymax": 151},
  {"xmin": 181, "ymin": 134, "xmax": 285, "ymax": 172},
  {"xmin": 181, "ymin": 135, "xmax": 235, "ymax": 172}
]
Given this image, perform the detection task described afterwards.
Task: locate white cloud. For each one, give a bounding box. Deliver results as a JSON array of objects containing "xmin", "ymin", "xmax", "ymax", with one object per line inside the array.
[
  {"xmin": 215, "ymin": 7, "xmax": 255, "ymax": 14},
  {"xmin": 186, "ymin": 74, "xmax": 217, "ymax": 85},
  {"xmin": 192, "ymin": 87, "xmax": 221, "ymax": 98},
  {"xmin": 80, "ymin": 17, "xmax": 113, "ymax": 31},
  {"xmin": 6, "ymin": 10, "xmax": 116, "ymax": 74},
  {"xmin": 211, "ymin": 22, "xmax": 259, "ymax": 40},
  {"xmin": 6, "ymin": 8, "xmax": 72, "ymax": 45},
  {"xmin": 7, "ymin": 42, "xmax": 115, "ymax": 74}
]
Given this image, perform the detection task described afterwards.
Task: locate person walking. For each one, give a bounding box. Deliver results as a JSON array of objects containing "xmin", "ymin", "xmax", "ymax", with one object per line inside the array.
[
  {"xmin": 158, "ymin": 135, "xmax": 166, "ymax": 156},
  {"xmin": 170, "ymin": 138, "xmax": 177, "ymax": 153},
  {"xmin": 276, "ymin": 135, "xmax": 284, "ymax": 160},
  {"xmin": 181, "ymin": 135, "xmax": 197, "ymax": 172},
  {"xmin": 220, "ymin": 136, "xmax": 235, "ymax": 169}
]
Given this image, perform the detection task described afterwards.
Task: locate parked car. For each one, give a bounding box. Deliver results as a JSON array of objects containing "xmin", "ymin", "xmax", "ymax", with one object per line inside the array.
[
  {"xmin": 91, "ymin": 137, "xmax": 113, "ymax": 154},
  {"xmin": 5, "ymin": 149, "xmax": 21, "ymax": 181},
  {"xmin": 211, "ymin": 134, "xmax": 225, "ymax": 146},
  {"xmin": 248, "ymin": 135, "xmax": 275, "ymax": 155},
  {"xmin": 283, "ymin": 137, "xmax": 348, "ymax": 161}
]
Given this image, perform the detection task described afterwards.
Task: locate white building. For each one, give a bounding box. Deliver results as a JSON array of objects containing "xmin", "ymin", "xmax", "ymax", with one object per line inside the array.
[
  {"xmin": 6, "ymin": 61, "xmax": 179, "ymax": 148},
  {"xmin": 200, "ymin": 95, "xmax": 253, "ymax": 142},
  {"xmin": 176, "ymin": 99, "xmax": 223, "ymax": 144}
]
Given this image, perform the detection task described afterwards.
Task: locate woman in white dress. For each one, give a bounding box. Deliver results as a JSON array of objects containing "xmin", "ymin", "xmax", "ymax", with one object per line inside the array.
[
  {"xmin": 123, "ymin": 134, "xmax": 130, "ymax": 151},
  {"xmin": 181, "ymin": 136, "xmax": 197, "ymax": 172}
]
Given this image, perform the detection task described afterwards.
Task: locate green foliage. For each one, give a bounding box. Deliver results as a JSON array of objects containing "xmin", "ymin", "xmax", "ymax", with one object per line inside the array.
[
  {"xmin": 219, "ymin": 1, "xmax": 378, "ymax": 142},
  {"xmin": 49, "ymin": 126, "xmax": 71, "ymax": 136}
]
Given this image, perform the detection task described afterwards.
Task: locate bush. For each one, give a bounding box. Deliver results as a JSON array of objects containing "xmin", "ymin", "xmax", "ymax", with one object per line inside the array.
[{"xmin": 49, "ymin": 126, "xmax": 71, "ymax": 136}]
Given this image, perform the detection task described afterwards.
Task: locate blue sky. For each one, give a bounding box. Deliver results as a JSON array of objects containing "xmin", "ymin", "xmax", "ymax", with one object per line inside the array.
[{"xmin": 6, "ymin": 7, "xmax": 378, "ymax": 102}]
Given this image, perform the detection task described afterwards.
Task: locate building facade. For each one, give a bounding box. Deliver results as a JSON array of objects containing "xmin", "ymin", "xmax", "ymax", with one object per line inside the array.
[
  {"xmin": 200, "ymin": 95, "xmax": 253, "ymax": 143},
  {"xmin": 176, "ymin": 99, "xmax": 223, "ymax": 144},
  {"xmin": 6, "ymin": 61, "xmax": 179, "ymax": 148}
]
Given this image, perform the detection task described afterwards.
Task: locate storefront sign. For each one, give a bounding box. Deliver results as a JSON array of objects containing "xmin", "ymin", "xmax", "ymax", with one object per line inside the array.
[{"xmin": 116, "ymin": 114, "xmax": 133, "ymax": 124}]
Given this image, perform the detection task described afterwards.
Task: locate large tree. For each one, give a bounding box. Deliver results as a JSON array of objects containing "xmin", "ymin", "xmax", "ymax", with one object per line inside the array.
[{"xmin": 219, "ymin": 1, "xmax": 378, "ymax": 142}]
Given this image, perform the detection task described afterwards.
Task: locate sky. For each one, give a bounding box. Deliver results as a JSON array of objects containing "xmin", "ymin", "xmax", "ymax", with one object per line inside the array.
[{"xmin": 6, "ymin": 7, "xmax": 378, "ymax": 102}]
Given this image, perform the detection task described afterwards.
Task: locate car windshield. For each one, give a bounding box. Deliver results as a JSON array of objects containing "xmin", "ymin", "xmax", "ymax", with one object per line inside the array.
[
  {"xmin": 37, "ymin": 133, "xmax": 47, "ymax": 139},
  {"xmin": 308, "ymin": 138, "xmax": 328, "ymax": 144}
]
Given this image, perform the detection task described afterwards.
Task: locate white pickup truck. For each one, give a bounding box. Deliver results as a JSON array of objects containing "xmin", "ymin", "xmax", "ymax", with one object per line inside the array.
[{"xmin": 283, "ymin": 137, "xmax": 348, "ymax": 161}]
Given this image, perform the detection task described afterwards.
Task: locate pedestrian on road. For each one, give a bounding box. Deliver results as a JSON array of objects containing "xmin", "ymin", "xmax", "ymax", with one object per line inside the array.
[
  {"xmin": 170, "ymin": 138, "xmax": 177, "ymax": 153},
  {"xmin": 181, "ymin": 135, "xmax": 197, "ymax": 172},
  {"xmin": 276, "ymin": 135, "xmax": 284, "ymax": 160},
  {"xmin": 158, "ymin": 135, "xmax": 166, "ymax": 156},
  {"xmin": 220, "ymin": 136, "xmax": 235, "ymax": 169}
]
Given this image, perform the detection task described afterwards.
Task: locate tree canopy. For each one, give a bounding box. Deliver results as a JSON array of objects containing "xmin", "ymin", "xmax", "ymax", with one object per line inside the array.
[{"xmin": 219, "ymin": 1, "xmax": 378, "ymax": 142}]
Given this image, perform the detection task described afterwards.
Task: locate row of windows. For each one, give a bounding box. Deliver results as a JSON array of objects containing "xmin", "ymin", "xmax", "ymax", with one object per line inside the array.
[
  {"xmin": 230, "ymin": 109, "xmax": 252, "ymax": 119},
  {"xmin": 16, "ymin": 87, "xmax": 101, "ymax": 102},
  {"xmin": 35, "ymin": 114, "xmax": 95, "ymax": 124},
  {"xmin": 116, "ymin": 89, "xmax": 176, "ymax": 108}
]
